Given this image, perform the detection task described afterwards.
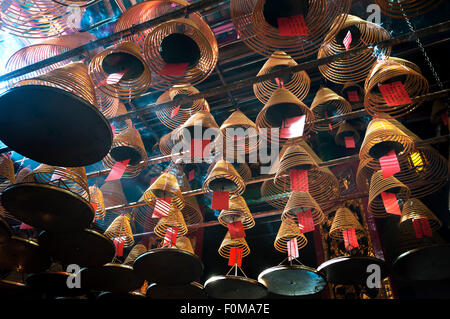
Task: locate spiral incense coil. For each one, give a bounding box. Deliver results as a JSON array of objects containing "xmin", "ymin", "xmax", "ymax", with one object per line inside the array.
[
  {"xmin": 256, "ymin": 88, "xmax": 315, "ymax": 143},
  {"xmin": 218, "ymin": 196, "xmax": 255, "ymax": 230},
  {"xmin": 310, "ymin": 87, "xmax": 352, "ymax": 132},
  {"xmin": 374, "ymin": 0, "xmax": 444, "ymax": 18},
  {"xmin": 89, "ymin": 41, "xmax": 152, "ymax": 100},
  {"xmin": 33, "ymin": 164, "xmax": 90, "ymax": 201},
  {"xmin": 102, "ymin": 126, "xmax": 148, "ymax": 178},
  {"xmin": 51, "ymin": 0, "xmax": 99, "ymax": 6},
  {"xmin": 153, "ymin": 208, "xmax": 188, "ymax": 239},
  {"xmin": 274, "ymin": 218, "xmax": 308, "ymax": 253},
  {"xmin": 218, "ymin": 231, "xmax": 250, "ymax": 259},
  {"xmin": 158, "ymin": 132, "xmax": 175, "ymax": 156},
  {"xmin": 100, "ymin": 180, "xmax": 127, "ymax": 209},
  {"xmin": 368, "ymin": 170, "xmax": 411, "ymax": 218},
  {"xmin": 95, "ymin": 90, "xmax": 120, "ymax": 119},
  {"xmin": 261, "ymin": 179, "xmax": 290, "ymax": 210},
  {"xmin": 104, "ymin": 214, "xmax": 134, "ymax": 247},
  {"xmin": 253, "ymin": 51, "xmax": 310, "ymax": 104},
  {"xmin": 173, "ymin": 110, "xmax": 219, "ymax": 143},
  {"xmin": 359, "ymin": 117, "xmax": 415, "ymax": 168},
  {"xmin": 281, "ymin": 191, "xmax": 324, "ymax": 226},
  {"xmin": 123, "ymin": 244, "xmax": 147, "ymax": 266},
  {"xmin": 143, "ymin": 172, "xmax": 185, "ymax": 210},
  {"xmin": 131, "ymin": 194, "xmax": 154, "ymax": 230},
  {"xmin": 334, "ymin": 121, "xmax": 360, "ymax": 147},
  {"xmin": 155, "ymin": 85, "xmax": 210, "ymax": 130},
  {"xmin": 173, "ymin": 236, "xmax": 195, "ymax": 254},
  {"xmin": 318, "ymin": 14, "xmax": 391, "ymax": 85},
  {"xmin": 144, "ymin": 16, "xmax": 218, "ymax": 90},
  {"xmin": 230, "ymin": 0, "xmax": 351, "ymax": 59},
  {"xmin": 235, "ymin": 163, "xmax": 252, "ymax": 182},
  {"xmin": 112, "ymin": 102, "xmax": 134, "ymax": 134},
  {"xmin": 203, "ymin": 160, "xmax": 245, "ymax": 198},
  {"xmin": 364, "ymin": 57, "xmax": 429, "ymax": 118},
  {"xmin": 399, "ymin": 198, "xmax": 442, "ymax": 231},
  {"xmin": 0, "ymin": 157, "xmax": 15, "ymax": 190},
  {"xmin": 89, "ymin": 185, "xmax": 106, "ymax": 221},
  {"xmin": 341, "ymin": 82, "xmax": 364, "ymax": 104},
  {"xmin": 329, "ymin": 207, "xmax": 365, "ymax": 241}
]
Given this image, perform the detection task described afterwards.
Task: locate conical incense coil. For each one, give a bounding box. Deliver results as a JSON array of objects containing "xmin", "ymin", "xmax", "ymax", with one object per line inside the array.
[
  {"xmin": 95, "ymin": 89, "xmax": 120, "ymax": 119},
  {"xmin": 155, "ymin": 85, "xmax": 210, "ymax": 130},
  {"xmin": 89, "ymin": 185, "xmax": 106, "ymax": 221},
  {"xmin": 33, "ymin": 164, "xmax": 90, "ymax": 201},
  {"xmin": 364, "ymin": 57, "xmax": 429, "ymax": 118},
  {"xmin": 153, "ymin": 208, "xmax": 188, "ymax": 239},
  {"xmin": 173, "ymin": 236, "xmax": 195, "ymax": 254},
  {"xmin": 159, "ymin": 132, "xmax": 175, "ymax": 156},
  {"xmin": 374, "ymin": 0, "xmax": 444, "ymax": 19},
  {"xmin": 256, "ymin": 88, "xmax": 315, "ymax": 143},
  {"xmin": 281, "ymin": 191, "xmax": 325, "ymax": 226},
  {"xmin": 100, "ymin": 180, "xmax": 127, "ymax": 208},
  {"xmin": 131, "ymin": 194, "xmax": 154, "ymax": 231},
  {"xmin": 261, "ymin": 179, "xmax": 290, "ymax": 210},
  {"xmin": 310, "ymin": 87, "xmax": 352, "ymax": 132},
  {"xmin": 218, "ymin": 231, "xmax": 250, "ymax": 259},
  {"xmin": 368, "ymin": 170, "xmax": 411, "ymax": 218},
  {"xmin": 203, "ymin": 160, "xmax": 245, "ymax": 197},
  {"xmin": 89, "ymin": 41, "xmax": 152, "ymax": 100},
  {"xmin": 230, "ymin": 0, "xmax": 351, "ymax": 59},
  {"xmin": 335, "ymin": 121, "xmax": 360, "ymax": 147},
  {"xmin": 111, "ymin": 102, "xmax": 134, "ymax": 135},
  {"xmin": 359, "ymin": 117, "xmax": 415, "ymax": 169},
  {"xmin": 102, "ymin": 126, "xmax": 148, "ymax": 178},
  {"xmin": 178, "ymin": 174, "xmax": 203, "ymax": 225},
  {"xmin": 173, "ymin": 110, "xmax": 219, "ymax": 143},
  {"xmin": 123, "ymin": 244, "xmax": 147, "ymax": 266},
  {"xmin": 218, "ymin": 196, "xmax": 255, "ymax": 229},
  {"xmin": 104, "ymin": 214, "xmax": 135, "ymax": 247},
  {"xmin": 0, "ymin": 156, "xmax": 15, "ymax": 190},
  {"xmin": 274, "ymin": 219, "xmax": 308, "ymax": 253},
  {"xmin": 399, "ymin": 198, "xmax": 442, "ymax": 231},
  {"xmin": 143, "ymin": 173, "xmax": 185, "ymax": 210},
  {"xmin": 144, "ymin": 16, "xmax": 218, "ymax": 90},
  {"xmin": 318, "ymin": 14, "xmax": 391, "ymax": 85},
  {"xmin": 329, "ymin": 207, "xmax": 365, "ymax": 241},
  {"xmin": 253, "ymin": 51, "xmax": 310, "ymax": 104}
]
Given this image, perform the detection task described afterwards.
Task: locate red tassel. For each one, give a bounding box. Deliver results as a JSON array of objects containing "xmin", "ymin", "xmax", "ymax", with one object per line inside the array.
[
  {"xmin": 297, "ymin": 210, "xmax": 315, "ymax": 233},
  {"xmin": 287, "ymin": 237, "xmax": 299, "ymax": 261},
  {"xmin": 227, "ymin": 221, "xmax": 246, "ymax": 239},
  {"xmin": 290, "ymin": 169, "xmax": 308, "ymax": 192},
  {"xmin": 228, "ymin": 247, "xmax": 243, "ymax": 267},
  {"xmin": 342, "ymin": 228, "xmax": 359, "ymax": 251},
  {"xmin": 211, "ymin": 191, "xmax": 229, "ymax": 210}
]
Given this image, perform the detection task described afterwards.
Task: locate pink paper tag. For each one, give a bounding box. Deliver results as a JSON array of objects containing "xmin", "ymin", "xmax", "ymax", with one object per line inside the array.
[
  {"xmin": 379, "ymin": 150, "xmax": 401, "ymax": 178},
  {"xmin": 171, "ymin": 105, "xmax": 181, "ymax": 118},
  {"xmin": 378, "ymin": 81, "xmax": 412, "ymax": 106},
  {"xmin": 287, "ymin": 237, "xmax": 299, "ymax": 261},
  {"xmin": 381, "ymin": 192, "xmax": 402, "ymax": 215},
  {"xmin": 20, "ymin": 223, "xmax": 33, "ymax": 230},
  {"xmin": 97, "ymin": 70, "xmax": 128, "ymax": 87},
  {"xmin": 343, "ymin": 30, "xmax": 352, "ymax": 51},
  {"xmin": 188, "ymin": 169, "xmax": 195, "ymax": 181},
  {"xmin": 105, "ymin": 159, "xmax": 130, "ymax": 182},
  {"xmin": 297, "ymin": 210, "xmax": 315, "ymax": 233},
  {"xmin": 159, "ymin": 63, "xmax": 188, "ymax": 76},
  {"xmin": 163, "ymin": 227, "xmax": 178, "ymax": 247},
  {"xmin": 277, "ymin": 15, "xmax": 308, "ymax": 36},
  {"xmin": 344, "ymin": 136, "xmax": 356, "ymax": 149},
  {"xmin": 280, "ymin": 115, "xmax": 305, "ymax": 139},
  {"xmin": 342, "ymin": 228, "xmax": 359, "ymax": 251}
]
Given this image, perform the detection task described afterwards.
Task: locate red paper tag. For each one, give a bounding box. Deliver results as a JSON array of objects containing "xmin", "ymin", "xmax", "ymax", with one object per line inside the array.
[
  {"xmin": 227, "ymin": 221, "xmax": 246, "ymax": 239},
  {"xmin": 441, "ymin": 112, "xmax": 449, "ymax": 126},
  {"xmin": 90, "ymin": 202, "xmax": 98, "ymax": 212},
  {"xmin": 411, "ymin": 219, "xmax": 423, "ymax": 239},
  {"xmin": 190, "ymin": 139, "xmax": 210, "ymax": 159},
  {"xmin": 342, "ymin": 228, "xmax": 359, "ymax": 251},
  {"xmin": 211, "ymin": 191, "xmax": 229, "ymax": 210},
  {"xmin": 347, "ymin": 90, "xmax": 359, "ymax": 102},
  {"xmin": 287, "ymin": 237, "xmax": 299, "ymax": 261},
  {"xmin": 152, "ymin": 197, "xmax": 172, "ymax": 218},
  {"xmin": 379, "ymin": 149, "xmax": 401, "ymax": 178},
  {"xmin": 297, "ymin": 210, "xmax": 315, "ymax": 233},
  {"xmin": 290, "ymin": 169, "xmax": 308, "ymax": 192},
  {"xmin": 105, "ymin": 159, "xmax": 130, "ymax": 182},
  {"xmin": 228, "ymin": 247, "xmax": 243, "ymax": 267},
  {"xmin": 378, "ymin": 81, "xmax": 412, "ymax": 106},
  {"xmin": 20, "ymin": 223, "xmax": 33, "ymax": 230},
  {"xmin": 412, "ymin": 218, "xmax": 432, "ymax": 238},
  {"xmin": 344, "ymin": 136, "xmax": 356, "ymax": 149},
  {"xmin": 277, "ymin": 15, "xmax": 308, "ymax": 36},
  {"xmin": 280, "ymin": 115, "xmax": 305, "ymax": 139},
  {"xmin": 158, "ymin": 63, "xmax": 188, "ymax": 76},
  {"xmin": 381, "ymin": 192, "xmax": 402, "ymax": 215},
  {"xmin": 163, "ymin": 227, "xmax": 178, "ymax": 247},
  {"xmin": 343, "ymin": 30, "xmax": 352, "ymax": 51},
  {"xmin": 171, "ymin": 105, "xmax": 181, "ymax": 118},
  {"xmin": 275, "ymin": 77, "xmax": 285, "ymax": 88},
  {"xmin": 188, "ymin": 169, "xmax": 195, "ymax": 181},
  {"xmin": 113, "ymin": 237, "xmax": 125, "ymax": 257}
]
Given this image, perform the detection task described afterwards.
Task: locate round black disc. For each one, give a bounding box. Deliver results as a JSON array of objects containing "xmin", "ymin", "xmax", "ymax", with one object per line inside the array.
[
  {"xmin": 133, "ymin": 248, "xmax": 204, "ymax": 285},
  {"xmin": 393, "ymin": 245, "xmax": 450, "ymax": 281},
  {"xmin": 0, "ymin": 85, "xmax": 112, "ymax": 167},
  {"xmin": 80, "ymin": 264, "xmax": 143, "ymax": 293},
  {"xmin": 1, "ymin": 183, "xmax": 94, "ymax": 232},
  {"xmin": 96, "ymin": 291, "xmax": 146, "ymax": 300},
  {"xmin": 26, "ymin": 271, "xmax": 86, "ymax": 297},
  {"xmin": 258, "ymin": 265, "xmax": 327, "ymax": 296},
  {"xmin": 160, "ymin": 33, "xmax": 201, "ymax": 68},
  {"xmin": 102, "ymin": 52, "xmax": 145, "ymax": 81},
  {"xmin": 204, "ymin": 275, "xmax": 268, "ymax": 299},
  {"xmin": 0, "ymin": 216, "xmax": 12, "ymax": 244},
  {"xmin": 317, "ymin": 256, "xmax": 388, "ymax": 285},
  {"xmin": 38, "ymin": 229, "xmax": 115, "ymax": 268},
  {"xmin": 146, "ymin": 281, "xmax": 207, "ymax": 299}
]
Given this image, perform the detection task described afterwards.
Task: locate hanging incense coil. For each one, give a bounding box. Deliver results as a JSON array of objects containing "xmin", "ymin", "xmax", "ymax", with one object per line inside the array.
[
  {"xmin": 359, "ymin": 117, "xmax": 415, "ymax": 169},
  {"xmin": 89, "ymin": 185, "xmax": 106, "ymax": 221},
  {"xmin": 112, "ymin": 102, "xmax": 134, "ymax": 134},
  {"xmin": 173, "ymin": 236, "xmax": 195, "ymax": 254},
  {"xmin": 364, "ymin": 57, "xmax": 429, "ymax": 118},
  {"xmin": 95, "ymin": 90, "xmax": 120, "ymax": 119},
  {"xmin": 155, "ymin": 85, "xmax": 210, "ymax": 130},
  {"xmin": 218, "ymin": 231, "xmax": 250, "ymax": 259},
  {"xmin": 100, "ymin": 180, "xmax": 127, "ymax": 208},
  {"xmin": 235, "ymin": 163, "xmax": 252, "ymax": 182},
  {"xmin": 131, "ymin": 193, "xmax": 154, "ymax": 231},
  {"xmin": 281, "ymin": 191, "xmax": 325, "ymax": 226},
  {"xmin": 153, "ymin": 208, "xmax": 188, "ymax": 239},
  {"xmin": 0, "ymin": 156, "xmax": 15, "ymax": 191},
  {"xmin": 335, "ymin": 121, "xmax": 360, "ymax": 147},
  {"xmin": 256, "ymin": 88, "xmax": 315, "ymax": 143},
  {"xmin": 341, "ymin": 82, "xmax": 364, "ymax": 104},
  {"xmin": 102, "ymin": 126, "xmax": 148, "ymax": 178},
  {"xmin": 173, "ymin": 110, "xmax": 220, "ymax": 144},
  {"xmin": 374, "ymin": 0, "xmax": 444, "ymax": 18},
  {"xmin": 89, "ymin": 41, "xmax": 152, "ymax": 100},
  {"xmin": 104, "ymin": 214, "xmax": 135, "ymax": 247},
  {"xmin": 230, "ymin": 0, "xmax": 352, "ymax": 59},
  {"xmin": 368, "ymin": 170, "xmax": 411, "ymax": 218},
  {"xmin": 218, "ymin": 196, "xmax": 255, "ymax": 229},
  {"xmin": 144, "ymin": 15, "xmax": 218, "ymax": 90},
  {"xmin": 261, "ymin": 179, "xmax": 291, "ymax": 210},
  {"xmin": 123, "ymin": 244, "xmax": 147, "ymax": 266},
  {"xmin": 203, "ymin": 160, "xmax": 245, "ymax": 197},
  {"xmin": 253, "ymin": 51, "xmax": 310, "ymax": 104},
  {"xmin": 274, "ymin": 219, "xmax": 308, "ymax": 253},
  {"xmin": 318, "ymin": 14, "xmax": 391, "ymax": 85},
  {"xmin": 143, "ymin": 172, "xmax": 185, "ymax": 210},
  {"xmin": 159, "ymin": 132, "xmax": 175, "ymax": 156},
  {"xmin": 399, "ymin": 198, "xmax": 442, "ymax": 231},
  {"xmin": 329, "ymin": 207, "xmax": 365, "ymax": 240},
  {"xmin": 310, "ymin": 87, "xmax": 352, "ymax": 132},
  {"xmin": 33, "ymin": 164, "xmax": 90, "ymax": 201},
  {"xmin": 51, "ymin": 0, "xmax": 99, "ymax": 6}
]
